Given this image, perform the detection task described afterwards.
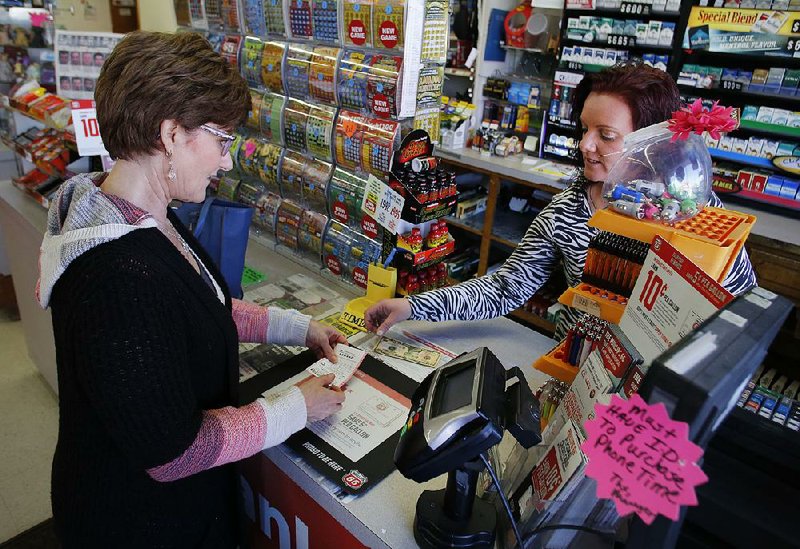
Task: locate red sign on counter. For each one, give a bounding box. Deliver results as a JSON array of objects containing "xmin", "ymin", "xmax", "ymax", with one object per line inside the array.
[{"xmin": 241, "ymin": 453, "xmax": 368, "ymax": 548}]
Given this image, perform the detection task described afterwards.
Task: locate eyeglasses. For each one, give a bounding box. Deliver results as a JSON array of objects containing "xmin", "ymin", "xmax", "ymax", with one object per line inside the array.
[{"xmin": 200, "ymin": 124, "xmax": 236, "ymax": 157}]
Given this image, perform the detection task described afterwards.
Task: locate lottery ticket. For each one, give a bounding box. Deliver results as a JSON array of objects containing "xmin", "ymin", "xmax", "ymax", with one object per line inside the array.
[{"xmin": 307, "ymin": 345, "xmax": 367, "ymax": 388}]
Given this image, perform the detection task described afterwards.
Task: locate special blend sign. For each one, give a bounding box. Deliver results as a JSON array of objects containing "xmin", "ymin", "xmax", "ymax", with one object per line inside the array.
[{"xmin": 683, "ymin": 7, "xmax": 800, "ymax": 56}]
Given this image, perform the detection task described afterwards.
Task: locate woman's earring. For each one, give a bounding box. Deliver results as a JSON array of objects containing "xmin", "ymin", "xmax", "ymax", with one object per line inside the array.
[{"xmin": 166, "ymin": 150, "xmax": 176, "ymax": 183}]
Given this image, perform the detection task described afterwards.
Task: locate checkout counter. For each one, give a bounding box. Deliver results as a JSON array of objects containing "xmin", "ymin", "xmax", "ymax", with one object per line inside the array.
[{"xmin": 5, "ymin": 177, "xmax": 795, "ymax": 548}]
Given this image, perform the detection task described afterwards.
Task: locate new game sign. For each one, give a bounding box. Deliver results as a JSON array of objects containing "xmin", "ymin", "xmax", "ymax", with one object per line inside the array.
[{"xmin": 683, "ymin": 7, "xmax": 800, "ymax": 57}]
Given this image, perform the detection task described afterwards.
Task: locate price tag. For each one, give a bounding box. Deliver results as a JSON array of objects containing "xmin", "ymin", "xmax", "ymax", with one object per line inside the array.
[
  {"xmin": 792, "ymin": 19, "xmax": 800, "ymax": 34},
  {"xmin": 720, "ymin": 79, "xmax": 743, "ymax": 92},
  {"xmin": 607, "ymin": 34, "xmax": 635, "ymax": 47},
  {"xmin": 361, "ymin": 174, "xmax": 404, "ymax": 235},
  {"xmin": 573, "ymin": 293, "xmax": 602, "ymax": 317},
  {"xmin": 786, "ymin": 38, "xmax": 800, "ymax": 53},
  {"xmin": 70, "ymin": 100, "xmax": 109, "ymax": 157},
  {"xmin": 620, "ymin": 2, "xmax": 648, "ymax": 15},
  {"xmin": 566, "ymin": 61, "xmax": 583, "ymax": 71}
]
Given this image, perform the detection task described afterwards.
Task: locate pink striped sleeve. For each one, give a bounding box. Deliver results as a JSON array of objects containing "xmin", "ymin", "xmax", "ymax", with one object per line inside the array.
[
  {"xmin": 231, "ymin": 298, "xmax": 269, "ymax": 343},
  {"xmin": 146, "ymin": 401, "xmax": 267, "ymax": 482}
]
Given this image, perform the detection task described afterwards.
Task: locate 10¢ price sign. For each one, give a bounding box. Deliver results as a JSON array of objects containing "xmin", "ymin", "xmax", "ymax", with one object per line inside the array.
[
  {"xmin": 71, "ymin": 100, "xmax": 109, "ymax": 157},
  {"xmin": 361, "ymin": 174, "xmax": 404, "ymax": 235}
]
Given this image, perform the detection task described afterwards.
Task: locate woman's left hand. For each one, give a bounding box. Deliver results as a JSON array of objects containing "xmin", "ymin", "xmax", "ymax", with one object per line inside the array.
[{"xmin": 306, "ymin": 320, "xmax": 348, "ymax": 362}]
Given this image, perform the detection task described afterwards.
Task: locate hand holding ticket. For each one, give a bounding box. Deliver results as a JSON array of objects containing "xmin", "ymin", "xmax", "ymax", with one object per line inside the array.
[{"xmin": 307, "ymin": 345, "xmax": 367, "ymax": 389}]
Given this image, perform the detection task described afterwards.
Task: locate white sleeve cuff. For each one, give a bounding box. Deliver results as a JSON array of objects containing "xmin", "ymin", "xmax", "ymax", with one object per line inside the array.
[
  {"xmin": 257, "ymin": 386, "xmax": 308, "ymax": 449},
  {"xmin": 266, "ymin": 307, "xmax": 311, "ymax": 346}
]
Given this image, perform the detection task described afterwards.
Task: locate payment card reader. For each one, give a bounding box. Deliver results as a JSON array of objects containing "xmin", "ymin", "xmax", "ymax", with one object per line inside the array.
[{"xmin": 394, "ymin": 347, "xmax": 542, "ymax": 548}]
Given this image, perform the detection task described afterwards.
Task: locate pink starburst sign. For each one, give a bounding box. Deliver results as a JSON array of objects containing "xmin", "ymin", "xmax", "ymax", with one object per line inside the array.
[{"xmin": 581, "ymin": 394, "xmax": 708, "ymax": 524}]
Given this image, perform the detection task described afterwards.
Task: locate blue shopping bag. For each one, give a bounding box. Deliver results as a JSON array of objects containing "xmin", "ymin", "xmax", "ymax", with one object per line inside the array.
[{"xmin": 174, "ymin": 197, "xmax": 254, "ymax": 299}]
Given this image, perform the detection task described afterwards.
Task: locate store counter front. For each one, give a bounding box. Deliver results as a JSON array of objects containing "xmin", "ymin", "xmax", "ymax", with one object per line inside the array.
[{"xmin": 237, "ymin": 310, "xmax": 555, "ymax": 548}]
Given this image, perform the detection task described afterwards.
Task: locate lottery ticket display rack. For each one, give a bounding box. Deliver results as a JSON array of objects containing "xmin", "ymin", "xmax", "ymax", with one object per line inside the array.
[{"xmin": 173, "ymin": 0, "xmax": 452, "ymax": 291}]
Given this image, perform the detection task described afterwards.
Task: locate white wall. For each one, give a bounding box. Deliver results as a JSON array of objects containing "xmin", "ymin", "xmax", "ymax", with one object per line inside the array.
[
  {"xmin": 137, "ymin": 0, "xmax": 178, "ymax": 32},
  {"xmin": 53, "ymin": 1, "xmax": 113, "ymax": 32}
]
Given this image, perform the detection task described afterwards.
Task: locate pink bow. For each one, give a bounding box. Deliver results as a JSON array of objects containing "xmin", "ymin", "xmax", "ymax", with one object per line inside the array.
[{"xmin": 667, "ymin": 99, "xmax": 737, "ymax": 142}]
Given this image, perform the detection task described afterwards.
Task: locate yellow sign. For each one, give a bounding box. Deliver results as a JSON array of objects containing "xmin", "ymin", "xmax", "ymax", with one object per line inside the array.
[
  {"xmin": 686, "ymin": 7, "xmax": 799, "ymax": 35},
  {"xmin": 773, "ymin": 156, "xmax": 800, "ymax": 175}
]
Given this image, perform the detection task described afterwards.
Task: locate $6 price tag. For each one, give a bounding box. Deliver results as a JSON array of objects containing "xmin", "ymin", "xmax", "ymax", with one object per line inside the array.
[{"xmin": 71, "ymin": 100, "xmax": 109, "ymax": 157}]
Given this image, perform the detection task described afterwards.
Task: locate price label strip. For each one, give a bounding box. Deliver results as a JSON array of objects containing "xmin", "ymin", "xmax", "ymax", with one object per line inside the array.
[
  {"xmin": 607, "ymin": 34, "xmax": 635, "ymax": 47},
  {"xmin": 71, "ymin": 100, "xmax": 109, "ymax": 157},
  {"xmin": 361, "ymin": 174, "xmax": 404, "ymax": 234},
  {"xmin": 307, "ymin": 345, "xmax": 367, "ymax": 389}
]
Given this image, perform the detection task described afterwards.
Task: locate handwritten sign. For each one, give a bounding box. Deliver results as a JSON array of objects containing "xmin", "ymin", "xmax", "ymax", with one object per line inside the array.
[
  {"xmin": 582, "ymin": 394, "xmax": 707, "ymax": 524},
  {"xmin": 361, "ymin": 174, "xmax": 404, "ymax": 235}
]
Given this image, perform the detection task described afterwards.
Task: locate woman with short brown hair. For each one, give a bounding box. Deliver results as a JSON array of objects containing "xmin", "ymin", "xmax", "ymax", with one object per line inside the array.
[{"xmin": 40, "ymin": 31, "xmax": 346, "ymax": 547}]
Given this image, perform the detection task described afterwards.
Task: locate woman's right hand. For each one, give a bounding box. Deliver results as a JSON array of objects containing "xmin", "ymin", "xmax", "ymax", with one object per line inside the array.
[
  {"xmin": 297, "ymin": 374, "xmax": 345, "ymax": 422},
  {"xmin": 364, "ymin": 298, "xmax": 412, "ymax": 335}
]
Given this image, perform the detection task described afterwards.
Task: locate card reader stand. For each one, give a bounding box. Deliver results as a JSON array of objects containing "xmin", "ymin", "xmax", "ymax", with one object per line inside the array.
[
  {"xmin": 414, "ymin": 458, "xmax": 496, "ymax": 548},
  {"xmin": 394, "ymin": 347, "xmax": 542, "ymax": 549}
]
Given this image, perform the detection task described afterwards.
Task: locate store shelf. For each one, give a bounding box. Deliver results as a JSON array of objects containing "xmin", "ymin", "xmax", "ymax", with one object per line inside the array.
[
  {"xmin": 436, "ymin": 147, "xmax": 570, "ymax": 193},
  {"xmin": 509, "ymin": 308, "xmax": 556, "ymax": 333},
  {"xmin": 2, "ymin": 103, "xmax": 74, "ymax": 136},
  {"xmin": 490, "ymin": 210, "xmax": 538, "ymax": 248},
  {"xmin": 721, "ymin": 188, "xmax": 800, "ymax": 213},
  {"xmin": 559, "ymin": 61, "xmax": 608, "ymax": 74},
  {"xmin": 503, "ymin": 73, "xmax": 552, "ymax": 85},
  {"xmin": 709, "ymin": 148, "xmax": 775, "ymax": 170},
  {"xmin": 563, "ymin": 7, "xmax": 680, "ymax": 20},
  {"xmin": 0, "ymin": 135, "xmax": 68, "ymax": 178},
  {"xmin": 445, "ymin": 213, "xmax": 484, "ymax": 236},
  {"xmin": 737, "ymin": 119, "xmax": 800, "ymax": 140},
  {"xmin": 500, "ymin": 43, "xmax": 545, "ymax": 53},
  {"xmin": 680, "ymin": 84, "xmax": 800, "ymax": 109},
  {"xmin": 444, "ymin": 67, "xmax": 474, "ymax": 78},
  {"xmin": 547, "ymin": 115, "xmax": 576, "ymax": 130},
  {"xmin": 561, "ymin": 37, "xmax": 672, "ymax": 55},
  {"xmin": 482, "ymin": 96, "xmax": 544, "ymax": 109}
]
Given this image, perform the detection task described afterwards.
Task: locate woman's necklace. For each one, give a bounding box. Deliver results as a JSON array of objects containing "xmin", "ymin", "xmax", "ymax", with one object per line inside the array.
[
  {"xmin": 587, "ymin": 183, "xmax": 602, "ymax": 213},
  {"xmin": 158, "ymin": 220, "xmax": 199, "ymax": 273}
]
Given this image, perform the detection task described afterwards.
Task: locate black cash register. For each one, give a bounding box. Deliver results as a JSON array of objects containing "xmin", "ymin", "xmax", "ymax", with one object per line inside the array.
[{"xmin": 395, "ymin": 347, "xmax": 542, "ymax": 548}]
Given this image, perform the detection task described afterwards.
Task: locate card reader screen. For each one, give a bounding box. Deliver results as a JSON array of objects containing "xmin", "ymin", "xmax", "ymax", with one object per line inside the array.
[{"xmin": 432, "ymin": 362, "xmax": 476, "ymax": 416}]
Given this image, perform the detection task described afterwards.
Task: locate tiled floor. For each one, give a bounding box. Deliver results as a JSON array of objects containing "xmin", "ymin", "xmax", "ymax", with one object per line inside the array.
[{"xmin": 0, "ymin": 311, "xmax": 59, "ymax": 543}]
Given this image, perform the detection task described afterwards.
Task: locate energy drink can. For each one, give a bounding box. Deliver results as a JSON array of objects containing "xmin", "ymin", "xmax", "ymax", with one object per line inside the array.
[{"xmin": 411, "ymin": 156, "xmax": 439, "ymax": 173}]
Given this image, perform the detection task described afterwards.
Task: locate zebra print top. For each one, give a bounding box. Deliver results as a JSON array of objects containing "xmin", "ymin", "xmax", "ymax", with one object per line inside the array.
[{"xmin": 409, "ymin": 178, "xmax": 757, "ymax": 339}]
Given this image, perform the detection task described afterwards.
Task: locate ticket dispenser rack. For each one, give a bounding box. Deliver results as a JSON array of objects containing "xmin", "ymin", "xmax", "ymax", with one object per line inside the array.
[{"xmin": 394, "ymin": 347, "xmax": 542, "ymax": 548}]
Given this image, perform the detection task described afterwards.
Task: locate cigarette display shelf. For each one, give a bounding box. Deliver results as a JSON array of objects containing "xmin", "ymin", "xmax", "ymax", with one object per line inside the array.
[
  {"xmin": 558, "ymin": 61, "xmax": 608, "ymax": 74},
  {"xmin": 708, "ymin": 148, "xmax": 776, "ymax": 171},
  {"xmin": 720, "ymin": 187, "xmax": 800, "ymax": 213},
  {"xmin": 561, "ymin": 37, "xmax": 672, "ymax": 56},
  {"xmin": 532, "ymin": 338, "xmax": 579, "ymax": 383},
  {"xmin": 563, "ymin": 7, "xmax": 680, "ymax": 20},
  {"xmin": 558, "ymin": 283, "xmax": 627, "ymax": 325},
  {"xmin": 737, "ymin": 120, "xmax": 800, "ymax": 141},
  {"xmin": 678, "ymin": 83, "xmax": 800, "ymax": 111},
  {"xmin": 588, "ymin": 207, "xmax": 757, "ymax": 281}
]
